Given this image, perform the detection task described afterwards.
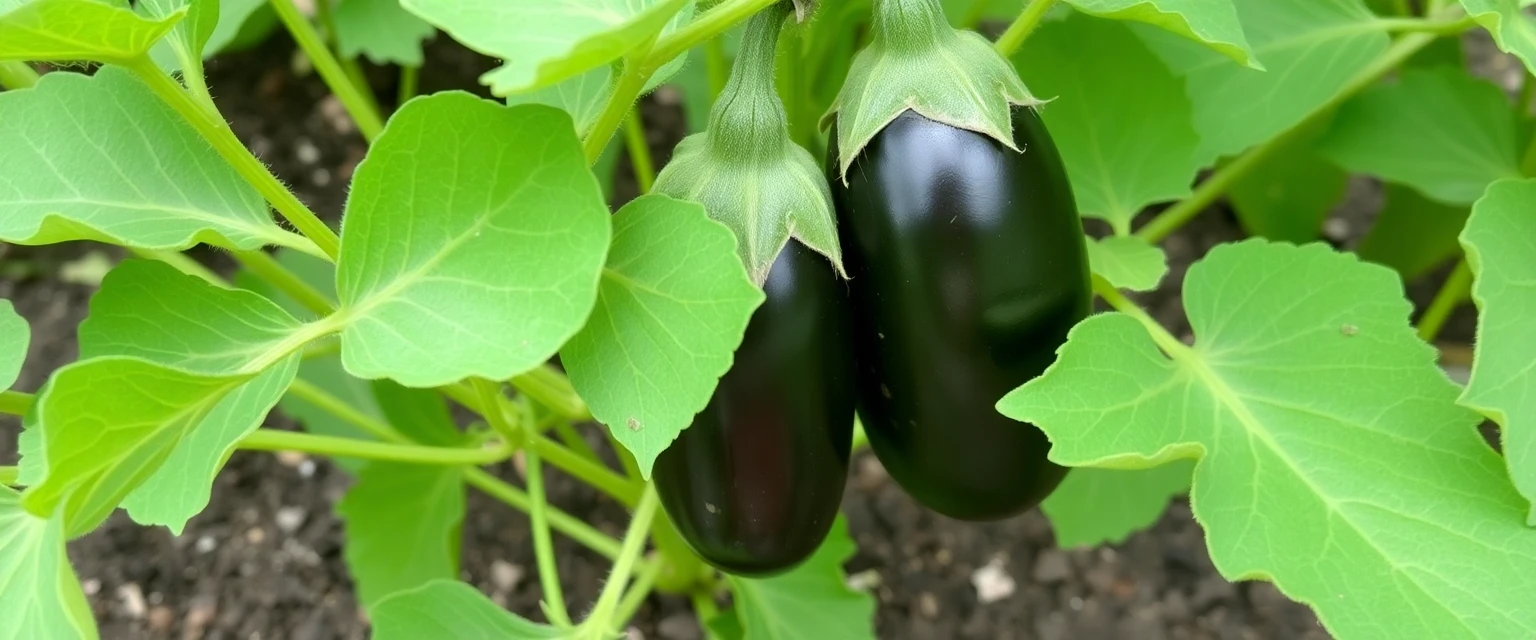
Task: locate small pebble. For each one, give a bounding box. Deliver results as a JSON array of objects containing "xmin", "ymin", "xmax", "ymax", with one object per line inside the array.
[
  {"xmin": 1069, "ymin": 596, "xmax": 1084, "ymax": 611},
  {"xmin": 294, "ymin": 138, "xmax": 321, "ymax": 165},
  {"xmin": 195, "ymin": 535, "xmax": 217, "ymax": 554},
  {"xmin": 275, "ymin": 451, "xmax": 307, "ymax": 467},
  {"xmin": 118, "ymin": 583, "xmax": 147, "ymax": 619},
  {"xmin": 972, "ymin": 555, "xmax": 1017, "ymax": 603},
  {"xmin": 148, "ymin": 605, "xmax": 175, "ymax": 632},
  {"xmin": 917, "ymin": 592, "xmax": 940, "ymax": 619},
  {"xmin": 245, "ymin": 527, "xmax": 266, "ymax": 545},
  {"xmin": 81, "ymin": 578, "xmax": 101, "ymax": 596},
  {"xmin": 275, "ymin": 506, "xmax": 307, "ymax": 534},
  {"xmin": 1323, "ymin": 217, "xmax": 1350, "ymax": 241},
  {"xmin": 846, "ymin": 569, "xmax": 881, "ymax": 592},
  {"xmin": 656, "ymin": 613, "xmax": 700, "ymax": 640},
  {"xmin": 298, "ymin": 459, "xmax": 317, "ymax": 478},
  {"xmin": 490, "ymin": 560, "xmax": 524, "ymax": 592},
  {"xmin": 311, "ymin": 168, "xmax": 332, "ymax": 187}
]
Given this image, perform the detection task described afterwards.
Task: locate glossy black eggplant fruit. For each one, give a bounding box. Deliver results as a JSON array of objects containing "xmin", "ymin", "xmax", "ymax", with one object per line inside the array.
[
  {"xmin": 827, "ymin": 106, "xmax": 1091, "ymax": 521},
  {"xmin": 652, "ymin": 241, "xmax": 855, "ymax": 576}
]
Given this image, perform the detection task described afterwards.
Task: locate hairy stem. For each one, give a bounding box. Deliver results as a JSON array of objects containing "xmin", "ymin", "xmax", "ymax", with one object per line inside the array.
[
  {"xmin": 623, "ymin": 108, "xmax": 658, "ymax": 193},
  {"xmin": 0, "ymin": 60, "xmax": 40, "ymax": 90},
  {"xmin": 585, "ymin": 54, "xmax": 656, "ymax": 164},
  {"xmin": 1417, "ymin": 259, "xmax": 1472, "ymax": 344},
  {"xmin": 650, "ymin": 0, "xmax": 782, "ymax": 66},
  {"xmin": 614, "ymin": 558, "xmax": 665, "ymax": 624},
  {"xmin": 994, "ymin": 0, "xmax": 1059, "ymax": 56},
  {"xmin": 582, "ymin": 485, "xmax": 660, "ymax": 636},
  {"xmin": 525, "ymin": 446, "xmax": 573, "ymax": 627},
  {"xmin": 239, "ymin": 429, "xmax": 510, "ymax": 465},
  {"xmin": 268, "ymin": 0, "xmax": 385, "ymax": 141}
]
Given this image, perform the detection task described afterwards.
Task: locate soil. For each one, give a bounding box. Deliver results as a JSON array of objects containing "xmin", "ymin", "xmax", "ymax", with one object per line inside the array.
[{"xmin": 0, "ymin": 28, "xmax": 1482, "ymax": 640}]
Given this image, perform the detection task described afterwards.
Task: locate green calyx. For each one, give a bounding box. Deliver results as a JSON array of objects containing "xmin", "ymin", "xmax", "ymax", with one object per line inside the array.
[
  {"xmin": 654, "ymin": 3, "xmax": 845, "ymax": 285},
  {"xmin": 823, "ymin": 0, "xmax": 1044, "ymax": 182}
]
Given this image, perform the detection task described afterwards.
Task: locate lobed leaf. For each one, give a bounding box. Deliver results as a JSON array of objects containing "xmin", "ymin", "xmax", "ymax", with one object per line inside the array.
[
  {"xmin": 727, "ymin": 517, "xmax": 876, "ymax": 640},
  {"xmin": 334, "ymin": 0, "xmax": 435, "ymax": 66},
  {"xmin": 0, "ymin": 299, "xmax": 28, "ymax": 390},
  {"xmin": 1066, "ymin": 0, "xmax": 1258, "ymax": 69},
  {"xmin": 1042, "ymin": 463, "xmax": 1193, "ymax": 548},
  {"xmin": 337, "ymin": 464, "xmax": 465, "ymax": 608},
  {"xmin": 138, "ymin": 0, "xmax": 217, "ymax": 73},
  {"xmin": 0, "ymin": 0, "xmax": 180, "ymax": 64},
  {"xmin": 370, "ymin": 580, "xmax": 561, "ymax": 639},
  {"xmin": 1086, "ymin": 236, "xmax": 1167, "ymax": 292},
  {"xmin": 1357, "ymin": 183, "xmax": 1469, "ymax": 281},
  {"xmin": 0, "ymin": 487, "xmax": 97, "ymax": 640},
  {"xmin": 1458, "ymin": 0, "xmax": 1536, "ymax": 75}
]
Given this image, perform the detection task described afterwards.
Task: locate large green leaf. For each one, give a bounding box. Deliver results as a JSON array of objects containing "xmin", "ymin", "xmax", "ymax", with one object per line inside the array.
[
  {"xmin": 399, "ymin": 0, "xmax": 690, "ymax": 95},
  {"xmin": 0, "ymin": 68, "xmax": 313, "ymax": 255},
  {"xmin": 1459, "ymin": 178, "xmax": 1536, "ymax": 524},
  {"xmin": 0, "ymin": 0, "xmax": 180, "ymax": 63},
  {"xmin": 1086, "ymin": 236, "xmax": 1167, "ymax": 292},
  {"xmin": 0, "ymin": 487, "xmax": 97, "ymax": 640},
  {"xmin": 1357, "ymin": 183, "xmax": 1470, "ymax": 281},
  {"xmin": 728, "ymin": 517, "xmax": 876, "ymax": 640},
  {"xmin": 1013, "ymin": 12, "xmax": 1199, "ymax": 234},
  {"xmin": 1066, "ymin": 0, "xmax": 1258, "ymax": 69},
  {"xmin": 334, "ymin": 0, "xmax": 435, "ymax": 66},
  {"xmin": 1137, "ymin": 0, "xmax": 1389, "ymax": 165},
  {"xmin": 370, "ymin": 580, "xmax": 561, "ymax": 639},
  {"xmin": 1226, "ymin": 114, "xmax": 1347, "ymax": 243},
  {"xmin": 1318, "ymin": 67, "xmax": 1520, "ymax": 206},
  {"xmin": 1459, "ymin": 0, "xmax": 1536, "ymax": 75},
  {"xmin": 337, "ymin": 463, "xmax": 464, "ymax": 608},
  {"xmin": 999, "ymin": 240, "xmax": 1536, "ymax": 638},
  {"xmin": 561, "ymin": 194, "xmax": 763, "ymax": 477},
  {"xmin": 1042, "ymin": 463, "xmax": 1192, "ymax": 548},
  {"xmin": 0, "ymin": 300, "xmax": 27, "ymax": 389},
  {"xmin": 335, "ymin": 95, "xmax": 610, "ymax": 388}
]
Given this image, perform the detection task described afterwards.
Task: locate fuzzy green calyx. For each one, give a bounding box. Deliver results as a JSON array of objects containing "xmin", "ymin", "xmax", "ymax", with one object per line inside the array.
[
  {"xmin": 654, "ymin": 4, "xmax": 845, "ymax": 285},
  {"xmin": 823, "ymin": 0, "xmax": 1044, "ymax": 182}
]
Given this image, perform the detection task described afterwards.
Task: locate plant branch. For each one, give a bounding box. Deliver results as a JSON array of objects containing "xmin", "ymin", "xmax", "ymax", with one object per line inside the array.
[
  {"xmin": 584, "ymin": 54, "xmax": 656, "ymax": 164},
  {"xmin": 650, "ymin": 0, "xmax": 781, "ymax": 67},
  {"xmin": 580, "ymin": 484, "xmax": 660, "ymax": 637},
  {"xmin": 0, "ymin": 61, "xmax": 41, "ymax": 90},
  {"xmin": 534, "ymin": 435, "xmax": 642, "ymax": 507},
  {"xmin": 1417, "ymin": 259, "xmax": 1472, "ymax": 343},
  {"xmin": 268, "ymin": 0, "xmax": 385, "ymax": 141},
  {"xmin": 398, "ymin": 65, "xmax": 420, "ymax": 106},
  {"xmin": 614, "ymin": 557, "xmax": 665, "ymax": 624},
  {"xmin": 623, "ymin": 108, "xmax": 658, "ymax": 193},
  {"xmin": 552, "ymin": 421, "xmax": 602, "ymax": 463},
  {"xmin": 238, "ymin": 429, "xmax": 510, "ymax": 465},
  {"xmin": 126, "ymin": 59, "xmax": 341, "ymax": 259},
  {"xmin": 0, "ymin": 390, "xmax": 33, "ymax": 416},
  {"xmin": 511, "ymin": 365, "xmax": 590, "ymax": 420},
  {"xmin": 525, "ymin": 445, "xmax": 573, "ymax": 627},
  {"xmin": 471, "ymin": 378, "xmax": 523, "ymax": 445},
  {"xmin": 464, "ymin": 468, "xmax": 624, "ymax": 559},
  {"xmin": 1372, "ymin": 15, "xmax": 1476, "ymax": 35},
  {"xmin": 994, "ymin": 0, "xmax": 1058, "ymax": 56},
  {"xmin": 232, "ymin": 250, "xmax": 338, "ymax": 316}
]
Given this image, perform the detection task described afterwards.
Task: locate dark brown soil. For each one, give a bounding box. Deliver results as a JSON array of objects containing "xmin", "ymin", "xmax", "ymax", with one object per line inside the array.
[{"xmin": 0, "ymin": 28, "xmax": 1479, "ymax": 640}]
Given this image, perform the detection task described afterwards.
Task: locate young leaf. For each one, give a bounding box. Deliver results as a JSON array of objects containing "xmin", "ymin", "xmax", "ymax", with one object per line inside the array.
[
  {"xmin": 399, "ymin": 0, "xmax": 691, "ymax": 95},
  {"xmin": 22, "ymin": 358, "xmax": 251, "ymax": 537},
  {"xmin": 1086, "ymin": 236, "xmax": 1167, "ymax": 292},
  {"xmin": 1459, "ymin": 178, "xmax": 1536, "ymax": 524},
  {"xmin": 1226, "ymin": 115, "xmax": 1347, "ymax": 243},
  {"xmin": 1459, "ymin": 0, "xmax": 1536, "ymax": 75},
  {"xmin": 138, "ymin": 0, "xmax": 218, "ymax": 73},
  {"xmin": 1136, "ymin": 0, "xmax": 1388, "ymax": 165},
  {"xmin": 1013, "ymin": 13, "xmax": 1200, "ymax": 235},
  {"xmin": 1041, "ymin": 462, "xmax": 1192, "ymax": 548},
  {"xmin": 147, "ymin": 0, "xmax": 269, "ymax": 71},
  {"xmin": 0, "ymin": 68, "xmax": 314, "ymax": 255},
  {"xmin": 1357, "ymin": 183, "xmax": 1470, "ymax": 281},
  {"xmin": 561, "ymin": 194, "xmax": 763, "ymax": 477},
  {"xmin": 0, "ymin": 0, "xmax": 180, "ymax": 63},
  {"xmin": 999, "ymin": 240, "xmax": 1536, "ymax": 638},
  {"xmin": 337, "ymin": 463, "xmax": 465, "ymax": 608},
  {"xmin": 727, "ymin": 517, "xmax": 876, "ymax": 640},
  {"xmin": 1065, "ymin": 0, "xmax": 1258, "ymax": 69},
  {"xmin": 334, "ymin": 0, "xmax": 435, "ymax": 66},
  {"xmin": 1317, "ymin": 67, "xmax": 1521, "ymax": 206},
  {"xmin": 0, "ymin": 487, "xmax": 98, "ymax": 640},
  {"xmin": 370, "ymin": 580, "xmax": 561, "ymax": 639},
  {"xmin": 335, "ymin": 95, "xmax": 610, "ymax": 388},
  {"xmin": 0, "ymin": 299, "xmax": 28, "ymax": 389}
]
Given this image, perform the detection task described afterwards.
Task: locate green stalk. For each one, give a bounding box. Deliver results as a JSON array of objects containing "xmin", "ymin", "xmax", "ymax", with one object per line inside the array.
[
  {"xmin": 0, "ymin": 390, "xmax": 33, "ymax": 416},
  {"xmin": 285, "ymin": 378, "xmax": 401, "ymax": 442},
  {"xmin": 584, "ymin": 54, "xmax": 656, "ymax": 164},
  {"xmin": 525, "ymin": 446, "xmax": 573, "ymax": 627},
  {"xmin": 994, "ymin": 0, "xmax": 1059, "ymax": 56},
  {"xmin": 472, "ymin": 378, "xmax": 522, "ymax": 446},
  {"xmin": 398, "ymin": 65, "xmax": 420, "ymax": 106},
  {"xmin": 0, "ymin": 60, "xmax": 41, "ymax": 90},
  {"xmin": 130, "ymin": 249, "xmax": 228, "ymax": 287},
  {"xmin": 705, "ymin": 36, "xmax": 730, "ymax": 98},
  {"xmin": 649, "ymin": 0, "xmax": 781, "ymax": 67},
  {"xmin": 553, "ymin": 421, "xmax": 602, "ymax": 463},
  {"xmin": 239, "ymin": 429, "xmax": 510, "ymax": 465},
  {"xmin": 465, "ymin": 468, "xmax": 624, "ymax": 559},
  {"xmin": 0, "ymin": 466, "xmax": 17, "ymax": 487},
  {"xmin": 126, "ymin": 58, "xmax": 341, "ymax": 259},
  {"xmin": 533, "ymin": 435, "xmax": 641, "ymax": 507},
  {"xmin": 623, "ymin": 108, "xmax": 658, "ymax": 193},
  {"xmin": 1372, "ymin": 15, "xmax": 1476, "ymax": 34},
  {"xmin": 511, "ymin": 365, "xmax": 590, "ymax": 420},
  {"xmin": 580, "ymin": 485, "xmax": 660, "ymax": 637},
  {"xmin": 1416, "ymin": 259, "xmax": 1472, "ymax": 343},
  {"xmin": 232, "ymin": 250, "xmax": 337, "ymax": 316},
  {"xmin": 268, "ymin": 0, "xmax": 385, "ymax": 141},
  {"xmin": 614, "ymin": 558, "xmax": 665, "ymax": 624}
]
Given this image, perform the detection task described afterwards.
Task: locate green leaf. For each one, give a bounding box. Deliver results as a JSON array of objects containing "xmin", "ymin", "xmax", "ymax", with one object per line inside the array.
[
  {"xmin": 0, "ymin": 0, "xmax": 181, "ymax": 63},
  {"xmin": 400, "ymin": 0, "xmax": 690, "ymax": 95},
  {"xmin": 1317, "ymin": 67, "xmax": 1521, "ymax": 206},
  {"xmin": 998, "ymin": 240, "xmax": 1536, "ymax": 638},
  {"xmin": 1459, "ymin": 0, "xmax": 1536, "ymax": 75},
  {"xmin": 0, "ymin": 299, "xmax": 28, "ymax": 389},
  {"xmin": 1226, "ymin": 115, "xmax": 1346, "ymax": 243},
  {"xmin": 139, "ymin": 0, "xmax": 217, "ymax": 74},
  {"xmin": 561, "ymin": 194, "xmax": 763, "ymax": 477},
  {"xmin": 1459, "ymin": 178, "xmax": 1536, "ymax": 524},
  {"xmin": 370, "ymin": 380, "xmax": 464, "ymax": 447},
  {"xmin": 0, "ymin": 68, "xmax": 312, "ymax": 255},
  {"xmin": 22, "ymin": 358, "xmax": 251, "ymax": 537},
  {"xmin": 370, "ymin": 580, "xmax": 561, "ymax": 639},
  {"xmin": 1065, "ymin": 0, "xmax": 1258, "ymax": 69},
  {"xmin": 337, "ymin": 463, "xmax": 465, "ymax": 608},
  {"xmin": 728, "ymin": 517, "xmax": 875, "ymax": 640},
  {"xmin": 336, "ymin": 95, "xmax": 610, "ymax": 388},
  {"xmin": 504, "ymin": 64, "xmax": 613, "ymax": 136},
  {"xmin": 1357, "ymin": 183, "xmax": 1470, "ymax": 281},
  {"xmin": 0, "ymin": 487, "xmax": 98, "ymax": 640},
  {"xmin": 204, "ymin": 0, "xmax": 267, "ymax": 57},
  {"xmin": 1137, "ymin": 0, "xmax": 1389, "ymax": 165},
  {"xmin": 1042, "ymin": 463, "xmax": 1192, "ymax": 548},
  {"xmin": 1086, "ymin": 236, "xmax": 1167, "ymax": 292},
  {"xmin": 334, "ymin": 0, "xmax": 435, "ymax": 66},
  {"xmin": 1013, "ymin": 13, "xmax": 1200, "ymax": 234}
]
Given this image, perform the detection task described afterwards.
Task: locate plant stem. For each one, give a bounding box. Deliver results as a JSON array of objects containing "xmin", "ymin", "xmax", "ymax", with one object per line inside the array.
[
  {"xmin": 0, "ymin": 61, "xmax": 41, "ymax": 90},
  {"xmin": 581, "ymin": 485, "xmax": 659, "ymax": 636},
  {"xmin": 553, "ymin": 421, "xmax": 602, "ymax": 463},
  {"xmin": 0, "ymin": 390, "xmax": 33, "ymax": 416},
  {"xmin": 614, "ymin": 558, "xmax": 665, "ymax": 624},
  {"xmin": 1134, "ymin": 27, "xmax": 1445, "ymax": 243},
  {"xmin": 623, "ymin": 108, "xmax": 657, "ymax": 193},
  {"xmin": 239, "ymin": 429, "xmax": 510, "ymax": 465},
  {"xmin": 511, "ymin": 365, "xmax": 590, "ymax": 420},
  {"xmin": 232, "ymin": 250, "xmax": 338, "ymax": 316},
  {"xmin": 285, "ymin": 378, "xmax": 401, "ymax": 442},
  {"xmin": 126, "ymin": 59, "xmax": 341, "ymax": 260},
  {"xmin": 1417, "ymin": 259, "xmax": 1472, "ymax": 343},
  {"xmin": 129, "ymin": 249, "xmax": 228, "ymax": 287},
  {"xmin": 398, "ymin": 65, "xmax": 420, "ymax": 106},
  {"xmin": 465, "ymin": 468, "xmax": 624, "ymax": 559},
  {"xmin": 994, "ymin": 0, "xmax": 1058, "ymax": 56},
  {"xmin": 584, "ymin": 54, "xmax": 656, "ymax": 164},
  {"xmin": 1372, "ymin": 15, "xmax": 1476, "ymax": 35},
  {"xmin": 705, "ymin": 36, "xmax": 729, "ymax": 98},
  {"xmin": 534, "ymin": 435, "xmax": 641, "ymax": 507},
  {"xmin": 0, "ymin": 466, "xmax": 17, "ymax": 487},
  {"xmin": 525, "ymin": 446, "xmax": 573, "ymax": 627},
  {"xmin": 472, "ymin": 378, "xmax": 522, "ymax": 446},
  {"xmin": 650, "ymin": 0, "xmax": 781, "ymax": 67},
  {"xmin": 268, "ymin": 0, "xmax": 385, "ymax": 141}
]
